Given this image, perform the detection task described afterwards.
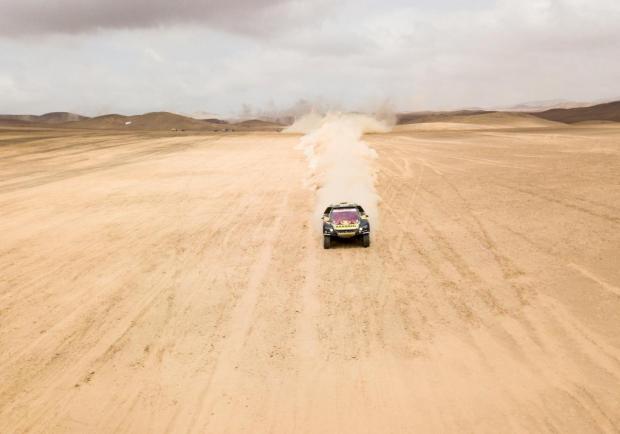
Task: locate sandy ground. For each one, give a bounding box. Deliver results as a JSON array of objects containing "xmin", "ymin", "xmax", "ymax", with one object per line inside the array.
[{"xmin": 1, "ymin": 121, "xmax": 620, "ymax": 433}]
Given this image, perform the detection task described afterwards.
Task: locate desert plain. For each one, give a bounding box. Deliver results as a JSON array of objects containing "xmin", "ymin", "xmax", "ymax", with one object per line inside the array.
[{"xmin": 1, "ymin": 113, "xmax": 619, "ymax": 433}]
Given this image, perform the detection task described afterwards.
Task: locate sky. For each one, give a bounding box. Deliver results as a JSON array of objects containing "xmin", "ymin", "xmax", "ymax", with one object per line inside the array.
[{"xmin": 0, "ymin": 0, "xmax": 619, "ymax": 117}]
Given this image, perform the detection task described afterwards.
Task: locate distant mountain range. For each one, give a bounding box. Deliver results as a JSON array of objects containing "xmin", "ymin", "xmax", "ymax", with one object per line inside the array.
[
  {"xmin": 0, "ymin": 111, "xmax": 284, "ymax": 131},
  {"xmin": 495, "ymin": 96, "xmax": 620, "ymax": 112},
  {"xmin": 531, "ymin": 101, "xmax": 620, "ymax": 123},
  {"xmin": 396, "ymin": 100, "xmax": 620, "ymax": 125},
  {"xmin": 496, "ymin": 99, "xmax": 593, "ymax": 112},
  {"xmin": 1, "ymin": 100, "xmax": 619, "ymax": 130},
  {"xmin": 0, "ymin": 112, "xmax": 89, "ymax": 124}
]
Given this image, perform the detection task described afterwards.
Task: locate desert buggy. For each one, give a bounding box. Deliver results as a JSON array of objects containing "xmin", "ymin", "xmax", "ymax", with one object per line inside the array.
[{"xmin": 322, "ymin": 203, "xmax": 370, "ymax": 249}]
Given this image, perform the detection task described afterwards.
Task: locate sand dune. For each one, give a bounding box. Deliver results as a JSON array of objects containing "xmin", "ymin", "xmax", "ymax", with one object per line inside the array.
[
  {"xmin": 0, "ymin": 119, "xmax": 619, "ymax": 433},
  {"xmin": 231, "ymin": 119, "xmax": 284, "ymax": 131},
  {"xmin": 394, "ymin": 112, "xmax": 560, "ymax": 131},
  {"xmin": 531, "ymin": 100, "xmax": 620, "ymax": 123},
  {"xmin": 397, "ymin": 109, "xmax": 489, "ymax": 125}
]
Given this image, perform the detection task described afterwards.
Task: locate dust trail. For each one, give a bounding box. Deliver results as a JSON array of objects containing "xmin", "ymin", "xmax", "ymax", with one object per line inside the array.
[{"xmin": 287, "ymin": 112, "xmax": 391, "ymax": 229}]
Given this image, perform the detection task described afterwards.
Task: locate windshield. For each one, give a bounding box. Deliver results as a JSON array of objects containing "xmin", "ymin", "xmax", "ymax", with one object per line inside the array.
[{"xmin": 330, "ymin": 208, "xmax": 360, "ymax": 224}]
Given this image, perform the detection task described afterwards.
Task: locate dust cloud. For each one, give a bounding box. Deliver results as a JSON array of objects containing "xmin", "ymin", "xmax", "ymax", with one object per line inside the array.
[{"xmin": 287, "ymin": 113, "xmax": 391, "ymax": 228}]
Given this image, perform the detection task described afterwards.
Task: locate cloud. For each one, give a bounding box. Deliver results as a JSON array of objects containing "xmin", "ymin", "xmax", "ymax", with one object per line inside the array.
[
  {"xmin": 144, "ymin": 47, "xmax": 164, "ymax": 63},
  {"xmin": 0, "ymin": 0, "xmax": 618, "ymax": 115},
  {"xmin": 0, "ymin": 73, "xmax": 33, "ymax": 104},
  {"xmin": 0, "ymin": 0, "xmax": 327, "ymax": 36}
]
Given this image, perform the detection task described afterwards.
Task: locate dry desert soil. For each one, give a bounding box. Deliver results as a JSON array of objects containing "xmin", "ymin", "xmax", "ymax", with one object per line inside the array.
[{"xmin": 1, "ymin": 117, "xmax": 620, "ymax": 433}]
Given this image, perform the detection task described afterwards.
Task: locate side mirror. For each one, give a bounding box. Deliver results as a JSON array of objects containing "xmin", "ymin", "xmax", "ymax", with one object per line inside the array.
[
  {"xmin": 322, "ymin": 216, "xmax": 329, "ymax": 222},
  {"xmin": 362, "ymin": 214, "xmax": 369, "ymax": 219}
]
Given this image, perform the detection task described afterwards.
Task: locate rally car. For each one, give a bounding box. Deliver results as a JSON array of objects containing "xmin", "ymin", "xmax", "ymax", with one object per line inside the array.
[{"xmin": 322, "ymin": 202, "xmax": 370, "ymax": 249}]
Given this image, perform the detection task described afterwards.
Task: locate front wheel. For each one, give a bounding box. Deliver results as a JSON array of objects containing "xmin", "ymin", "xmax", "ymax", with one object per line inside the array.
[
  {"xmin": 362, "ymin": 234, "xmax": 370, "ymax": 248},
  {"xmin": 323, "ymin": 235, "xmax": 331, "ymax": 249}
]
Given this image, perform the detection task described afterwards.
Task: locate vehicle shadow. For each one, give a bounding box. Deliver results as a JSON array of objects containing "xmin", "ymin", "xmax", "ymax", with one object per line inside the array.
[{"xmin": 325, "ymin": 237, "xmax": 367, "ymax": 249}]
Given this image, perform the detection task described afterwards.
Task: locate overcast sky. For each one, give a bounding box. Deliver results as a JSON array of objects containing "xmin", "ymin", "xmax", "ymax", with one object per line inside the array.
[{"xmin": 1, "ymin": 0, "xmax": 619, "ymax": 117}]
